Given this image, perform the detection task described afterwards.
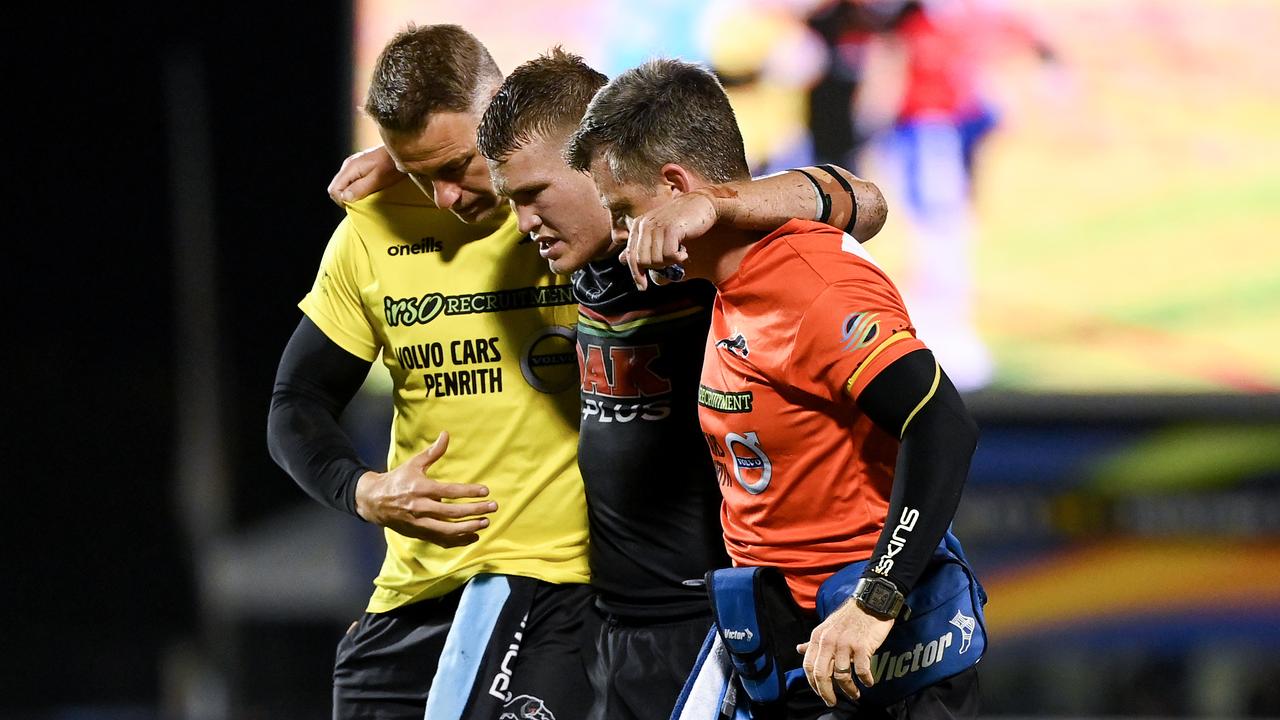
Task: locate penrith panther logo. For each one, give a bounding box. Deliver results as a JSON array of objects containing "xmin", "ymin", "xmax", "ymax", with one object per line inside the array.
[
  {"xmin": 499, "ymin": 694, "xmax": 555, "ymax": 720},
  {"xmin": 715, "ymin": 332, "xmax": 749, "ymax": 358}
]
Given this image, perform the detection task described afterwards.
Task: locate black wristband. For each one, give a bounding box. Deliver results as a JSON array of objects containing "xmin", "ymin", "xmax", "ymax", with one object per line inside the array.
[
  {"xmin": 817, "ymin": 164, "xmax": 859, "ymax": 236},
  {"xmin": 794, "ymin": 168, "xmax": 833, "ymax": 224}
]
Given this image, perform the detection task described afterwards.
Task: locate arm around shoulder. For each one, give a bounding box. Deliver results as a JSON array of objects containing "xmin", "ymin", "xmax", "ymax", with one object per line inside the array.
[
  {"xmin": 694, "ymin": 165, "xmax": 886, "ymax": 241},
  {"xmin": 621, "ymin": 165, "xmax": 890, "ymax": 275},
  {"xmin": 327, "ymin": 145, "xmax": 405, "ymax": 206}
]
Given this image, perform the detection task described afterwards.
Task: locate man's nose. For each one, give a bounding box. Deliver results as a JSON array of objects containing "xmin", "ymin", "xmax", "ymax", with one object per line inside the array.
[
  {"xmin": 431, "ymin": 180, "xmax": 463, "ymax": 209},
  {"xmin": 611, "ymin": 221, "xmax": 629, "ymax": 246},
  {"xmin": 516, "ymin": 204, "xmax": 542, "ymax": 235}
]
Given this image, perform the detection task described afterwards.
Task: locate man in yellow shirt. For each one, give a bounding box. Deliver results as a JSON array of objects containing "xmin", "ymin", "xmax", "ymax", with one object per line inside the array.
[{"xmin": 268, "ymin": 25, "xmax": 590, "ymax": 720}]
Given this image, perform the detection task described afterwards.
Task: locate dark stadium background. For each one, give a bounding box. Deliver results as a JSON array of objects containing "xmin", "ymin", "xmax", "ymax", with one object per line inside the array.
[
  {"xmin": 8, "ymin": 2, "xmax": 1278, "ymax": 718},
  {"xmin": 10, "ymin": 2, "xmax": 353, "ymax": 715}
]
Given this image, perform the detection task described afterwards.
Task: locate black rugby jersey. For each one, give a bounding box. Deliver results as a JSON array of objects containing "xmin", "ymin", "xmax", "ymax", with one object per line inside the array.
[{"xmin": 573, "ymin": 258, "xmax": 730, "ymax": 617}]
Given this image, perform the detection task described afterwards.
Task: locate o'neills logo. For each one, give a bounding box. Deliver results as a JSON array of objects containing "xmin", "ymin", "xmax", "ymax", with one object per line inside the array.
[
  {"xmin": 384, "ymin": 284, "xmax": 574, "ymax": 327},
  {"xmin": 698, "ymin": 385, "xmax": 753, "ymax": 413},
  {"xmin": 387, "ymin": 237, "xmax": 442, "ymax": 256},
  {"xmin": 520, "ymin": 326, "xmax": 578, "ymax": 394}
]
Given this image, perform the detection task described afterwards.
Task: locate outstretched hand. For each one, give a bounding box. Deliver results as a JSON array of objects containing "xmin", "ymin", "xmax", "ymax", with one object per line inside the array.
[{"xmin": 354, "ymin": 432, "xmax": 497, "ymax": 547}]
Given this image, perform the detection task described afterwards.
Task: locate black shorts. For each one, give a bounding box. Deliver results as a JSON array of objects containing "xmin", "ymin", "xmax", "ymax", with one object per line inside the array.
[
  {"xmin": 333, "ymin": 574, "xmax": 593, "ymax": 720},
  {"xmin": 586, "ymin": 607, "xmax": 714, "ymax": 720},
  {"xmin": 756, "ymin": 665, "xmax": 980, "ymax": 720}
]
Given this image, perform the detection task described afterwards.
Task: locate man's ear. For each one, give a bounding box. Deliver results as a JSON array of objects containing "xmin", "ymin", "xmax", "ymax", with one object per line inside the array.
[{"xmin": 660, "ymin": 163, "xmax": 697, "ymax": 196}]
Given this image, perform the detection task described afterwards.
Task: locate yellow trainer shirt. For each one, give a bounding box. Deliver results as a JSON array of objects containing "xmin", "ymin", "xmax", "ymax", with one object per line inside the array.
[{"xmin": 299, "ymin": 180, "xmax": 588, "ymax": 612}]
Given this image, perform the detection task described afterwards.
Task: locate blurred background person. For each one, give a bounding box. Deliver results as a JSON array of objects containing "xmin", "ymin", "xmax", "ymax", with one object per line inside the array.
[
  {"xmin": 855, "ymin": 0, "xmax": 1062, "ymax": 391},
  {"xmin": 699, "ymin": 0, "xmax": 829, "ymax": 174},
  {"xmin": 804, "ymin": 0, "xmax": 902, "ymax": 173}
]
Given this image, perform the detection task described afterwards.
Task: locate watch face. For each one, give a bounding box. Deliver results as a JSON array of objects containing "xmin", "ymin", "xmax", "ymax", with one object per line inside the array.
[
  {"xmin": 868, "ymin": 582, "xmax": 895, "ymax": 610},
  {"xmin": 857, "ymin": 577, "xmax": 904, "ymax": 617}
]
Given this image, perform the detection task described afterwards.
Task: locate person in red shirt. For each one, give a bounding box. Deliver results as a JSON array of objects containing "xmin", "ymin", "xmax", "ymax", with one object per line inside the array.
[
  {"xmin": 568, "ymin": 58, "xmax": 981, "ymax": 719},
  {"xmin": 866, "ymin": 0, "xmax": 1059, "ymax": 391}
]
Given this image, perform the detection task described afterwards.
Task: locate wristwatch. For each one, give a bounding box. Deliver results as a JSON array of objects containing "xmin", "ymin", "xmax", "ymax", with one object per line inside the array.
[{"xmin": 853, "ymin": 576, "xmax": 909, "ymax": 620}]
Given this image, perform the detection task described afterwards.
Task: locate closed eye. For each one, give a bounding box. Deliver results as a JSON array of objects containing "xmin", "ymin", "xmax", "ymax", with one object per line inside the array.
[
  {"xmin": 509, "ymin": 184, "xmax": 547, "ymax": 205},
  {"xmin": 608, "ymin": 206, "xmax": 630, "ymax": 227},
  {"xmin": 436, "ymin": 156, "xmax": 471, "ymax": 179}
]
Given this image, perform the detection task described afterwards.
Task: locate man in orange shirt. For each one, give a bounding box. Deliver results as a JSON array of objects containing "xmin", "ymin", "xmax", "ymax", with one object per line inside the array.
[{"xmin": 568, "ymin": 59, "xmax": 983, "ymax": 719}]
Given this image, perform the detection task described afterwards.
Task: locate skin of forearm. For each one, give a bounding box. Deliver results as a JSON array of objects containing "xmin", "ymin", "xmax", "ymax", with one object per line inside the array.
[
  {"xmin": 704, "ymin": 169, "xmax": 888, "ymax": 242},
  {"xmin": 848, "ymin": 176, "xmax": 887, "ymax": 242},
  {"xmin": 702, "ymin": 173, "xmax": 817, "ymax": 231}
]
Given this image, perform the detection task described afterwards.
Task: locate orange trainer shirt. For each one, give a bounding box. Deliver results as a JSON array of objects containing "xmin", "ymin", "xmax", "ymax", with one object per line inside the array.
[{"xmin": 698, "ymin": 220, "xmax": 927, "ymax": 610}]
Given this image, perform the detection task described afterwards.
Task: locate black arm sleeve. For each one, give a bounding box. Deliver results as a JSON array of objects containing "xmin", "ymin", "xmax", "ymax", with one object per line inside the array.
[
  {"xmin": 854, "ymin": 349, "xmax": 979, "ymax": 594},
  {"xmin": 267, "ymin": 317, "xmax": 376, "ymax": 518}
]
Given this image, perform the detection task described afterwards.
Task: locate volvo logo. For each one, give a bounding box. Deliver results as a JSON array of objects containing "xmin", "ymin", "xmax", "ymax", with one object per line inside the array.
[
  {"xmin": 519, "ymin": 326, "xmax": 578, "ymax": 394},
  {"xmin": 725, "ymin": 431, "xmax": 772, "ymax": 494}
]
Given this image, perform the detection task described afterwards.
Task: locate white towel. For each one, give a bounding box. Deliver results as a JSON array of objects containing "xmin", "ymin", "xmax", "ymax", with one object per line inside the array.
[{"xmin": 670, "ymin": 628, "xmax": 748, "ymax": 720}]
